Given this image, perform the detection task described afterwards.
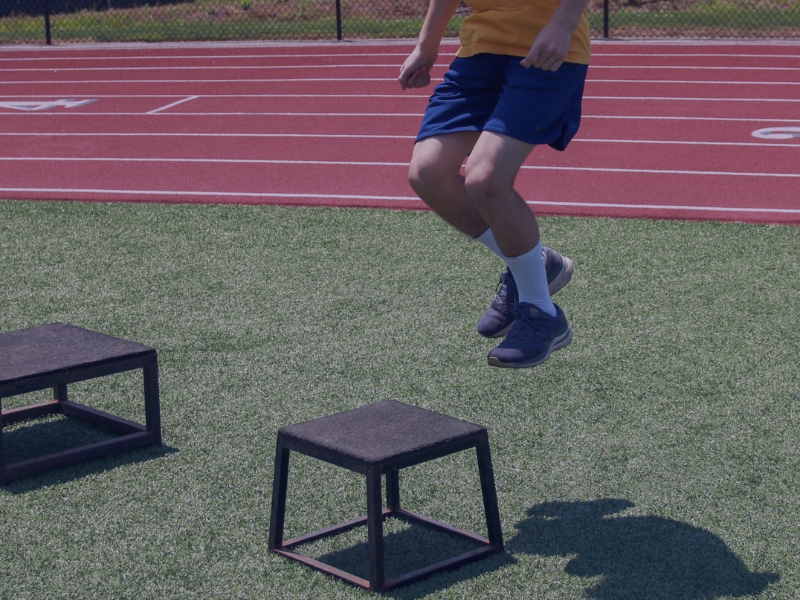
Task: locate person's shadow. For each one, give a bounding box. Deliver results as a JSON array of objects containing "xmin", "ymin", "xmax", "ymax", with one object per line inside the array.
[{"xmin": 507, "ymin": 498, "xmax": 778, "ymax": 599}]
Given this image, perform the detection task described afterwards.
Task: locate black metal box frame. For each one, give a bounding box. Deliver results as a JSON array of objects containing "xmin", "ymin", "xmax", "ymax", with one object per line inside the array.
[
  {"xmin": 268, "ymin": 400, "xmax": 504, "ymax": 592},
  {"xmin": 0, "ymin": 322, "xmax": 162, "ymax": 485}
]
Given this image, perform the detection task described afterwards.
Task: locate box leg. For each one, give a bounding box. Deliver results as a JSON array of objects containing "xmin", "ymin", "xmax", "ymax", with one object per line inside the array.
[
  {"xmin": 143, "ymin": 358, "xmax": 162, "ymax": 445},
  {"xmin": 385, "ymin": 468, "xmax": 400, "ymax": 512},
  {"xmin": 0, "ymin": 396, "xmax": 5, "ymax": 486},
  {"xmin": 269, "ymin": 438, "xmax": 291, "ymax": 551},
  {"xmin": 476, "ymin": 435, "xmax": 503, "ymax": 547},
  {"xmin": 366, "ymin": 466, "xmax": 385, "ymax": 591},
  {"xmin": 54, "ymin": 384, "xmax": 68, "ymax": 403}
]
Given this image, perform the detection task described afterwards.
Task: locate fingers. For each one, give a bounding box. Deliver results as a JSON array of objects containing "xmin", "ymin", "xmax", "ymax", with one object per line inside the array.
[
  {"xmin": 399, "ymin": 65, "xmax": 430, "ymax": 90},
  {"xmin": 520, "ymin": 48, "xmax": 564, "ymax": 72},
  {"xmin": 521, "ymin": 27, "xmax": 570, "ymax": 72},
  {"xmin": 540, "ymin": 55, "xmax": 564, "ymax": 71},
  {"xmin": 411, "ymin": 65, "xmax": 430, "ymax": 88}
]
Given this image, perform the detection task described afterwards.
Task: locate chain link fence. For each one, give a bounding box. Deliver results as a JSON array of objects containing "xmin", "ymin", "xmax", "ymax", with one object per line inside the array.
[{"xmin": 2, "ymin": 0, "xmax": 798, "ymax": 45}]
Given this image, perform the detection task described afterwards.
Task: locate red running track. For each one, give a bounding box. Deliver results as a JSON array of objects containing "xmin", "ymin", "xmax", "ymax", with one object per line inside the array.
[{"xmin": 1, "ymin": 39, "xmax": 799, "ymax": 224}]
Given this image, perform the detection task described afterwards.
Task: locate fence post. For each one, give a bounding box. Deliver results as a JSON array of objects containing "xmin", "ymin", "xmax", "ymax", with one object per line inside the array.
[
  {"xmin": 335, "ymin": 0, "xmax": 342, "ymax": 40},
  {"xmin": 603, "ymin": 0, "xmax": 609, "ymax": 38},
  {"xmin": 43, "ymin": 0, "xmax": 52, "ymax": 44}
]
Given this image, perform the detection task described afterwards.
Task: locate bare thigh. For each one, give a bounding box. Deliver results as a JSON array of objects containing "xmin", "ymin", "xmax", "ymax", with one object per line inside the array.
[{"xmin": 409, "ymin": 132, "xmax": 489, "ymax": 238}]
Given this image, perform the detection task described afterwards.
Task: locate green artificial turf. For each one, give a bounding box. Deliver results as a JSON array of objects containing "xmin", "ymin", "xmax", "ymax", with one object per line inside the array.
[{"xmin": 0, "ymin": 200, "xmax": 798, "ymax": 599}]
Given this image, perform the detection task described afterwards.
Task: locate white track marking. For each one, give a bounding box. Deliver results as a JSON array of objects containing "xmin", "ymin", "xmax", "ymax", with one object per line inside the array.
[
  {"xmin": 0, "ymin": 93, "xmax": 429, "ymax": 99},
  {"xmin": 0, "ymin": 99, "xmax": 96, "ymax": 111},
  {"xmin": 3, "ymin": 78, "xmax": 800, "ymax": 85},
  {"xmin": 583, "ymin": 115, "xmax": 800, "ymax": 123},
  {"xmin": 752, "ymin": 127, "xmax": 800, "ymax": 139},
  {"xmin": 0, "ymin": 64, "xmax": 451, "ymax": 72},
  {"xmin": 572, "ymin": 138, "xmax": 800, "ymax": 148},
  {"xmin": 2, "ymin": 156, "xmax": 797, "ymax": 178},
  {"xmin": 3, "ymin": 93, "xmax": 800, "ymax": 103},
  {"xmin": 0, "ymin": 132, "xmax": 417, "ymax": 139},
  {"xmin": 584, "ymin": 95, "xmax": 800, "ymax": 103},
  {"xmin": 146, "ymin": 95, "xmax": 198, "ymax": 114},
  {"xmin": 2, "ymin": 132, "xmax": 798, "ymax": 148},
  {"xmin": 519, "ymin": 165, "xmax": 800, "ymax": 177},
  {"xmin": 0, "ymin": 53, "xmax": 418, "ymax": 61},
  {"xmin": 4, "ymin": 64, "xmax": 800, "ymax": 73},
  {"xmin": 524, "ymin": 200, "xmax": 800, "ymax": 214},
  {"xmin": 5, "ymin": 111, "xmax": 798, "ymax": 123},
  {"xmin": 1, "ymin": 186, "xmax": 798, "ymax": 214},
  {"xmin": 0, "ymin": 111, "xmax": 427, "ymax": 116},
  {"xmin": 3, "ymin": 52, "xmax": 800, "ymax": 62}
]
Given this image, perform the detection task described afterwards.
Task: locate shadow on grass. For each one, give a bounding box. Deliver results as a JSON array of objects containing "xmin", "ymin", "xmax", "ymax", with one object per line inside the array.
[
  {"xmin": 507, "ymin": 498, "xmax": 779, "ymax": 600},
  {"xmin": 1, "ymin": 416, "xmax": 177, "ymax": 493},
  {"xmin": 299, "ymin": 518, "xmax": 515, "ymax": 598}
]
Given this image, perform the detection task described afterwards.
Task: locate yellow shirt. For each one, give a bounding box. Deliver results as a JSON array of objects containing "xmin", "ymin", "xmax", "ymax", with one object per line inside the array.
[{"xmin": 457, "ymin": 0, "xmax": 591, "ymax": 65}]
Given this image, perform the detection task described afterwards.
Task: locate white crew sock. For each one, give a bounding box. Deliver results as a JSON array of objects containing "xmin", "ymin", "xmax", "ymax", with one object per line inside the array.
[
  {"xmin": 474, "ymin": 228, "xmax": 507, "ymax": 260},
  {"xmin": 503, "ymin": 240, "xmax": 556, "ymax": 316}
]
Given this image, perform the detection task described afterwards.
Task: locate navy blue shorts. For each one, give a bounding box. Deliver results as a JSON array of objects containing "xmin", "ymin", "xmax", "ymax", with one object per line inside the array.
[{"xmin": 416, "ymin": 54, "xmax": 588, "ymax": 151}]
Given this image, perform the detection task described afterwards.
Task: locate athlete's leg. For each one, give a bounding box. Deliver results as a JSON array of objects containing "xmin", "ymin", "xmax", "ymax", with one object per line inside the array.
[
  {"xmin": 464, "ymin": 130, "xmax": 571, "ymax": 368},
  {"xmin": 408, "ymin": 131, "xmax": 489, "ymax": 238},
  {"xmin": 463, "ymin": 130, "xmax": 539, "ymax": 258},
  {"xmin": 465, "ymin": 131, "xmax": 553, "ymax": 313}
]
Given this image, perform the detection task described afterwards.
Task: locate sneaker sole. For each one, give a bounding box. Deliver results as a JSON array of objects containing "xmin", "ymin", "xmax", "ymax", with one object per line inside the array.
[
  {"xmin": 487, "ymin": 327, "xmax": 573, "ymax": 369},
  {"xmin": 482, "ymin": 321, "xmax": 514, "ymax": 339},
  {"xmin": 548, "ymin": 255, "xmax": 574, "ymax": 296}
]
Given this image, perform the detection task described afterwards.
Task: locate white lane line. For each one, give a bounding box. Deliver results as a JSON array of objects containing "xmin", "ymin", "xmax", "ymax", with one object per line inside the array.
[
  {"xmin": 524, "ymin": 200, "xmax": 800, "ymax": 214},
  {"xmin": 5, "ymin": 111, "xmax": 798, "ymax": 123},
  {"xmin": 3, "ymin": 156, "xmax": 798, "ymax": 178},
  {"xmin": 593, "ymin": 52, "xmax": 800, "ymax": 58},
  {"xmin": 0, "ymin": 156, "xmax": 408, "ymax": 166},
  {"xmin": 583, "ymin": 115, "xmax": 800, "ymax": 123},
  {"xmin": 146, "ymin": 95, "xmax": 199, "ymax": 114},
  {"xmin": 0, "ymin": 132, "xmax": 417, "ymax": 139},
  {"xmin": 0, "ymin": 111, "xmax": 429, "ymax": 116},
  {"xmin": 2, "ymin": 132, "xmax": 798, "ymax": 148},
  {"xmin": 4, "ymin": 64, "xmax": 800, "ymax": 73},
  {"xmin": 0, "ymin": 53, "xmax": 414, "ymax": 61},
  {"xmin": 519, "ymin": 164, "xmax": 800, "ymax": 177},
  {"xmin": 0, "ymin": 64, "xmax": 450, "ymax": 72},
  {"xmin": 573, "ymin": 138, "xmax": 800, "ymax": 148},
  {"xmin": 2, "ymin": 186, "xmax": 798, "ymax": 214},
  {"xmin": 3, "ymin": 78, "xmax": 799, "ymax": 85},
  {"xmin": 2, "ymin": 52, "xmax": 800, "ymax": 62},
  {"xmin": 585, "ymin": 95, "xmax": 800, "ymax": 103},
  {"xmin": 0, "ymin": 93, "xmax": 426, "ymax": 99},
  {"xmin": 3, "ymin": 93, "xmax": 799, "ymax": 103},
  {"xmin": 4, "ymin": 92, "xmax": 800, "ymax": 104}
]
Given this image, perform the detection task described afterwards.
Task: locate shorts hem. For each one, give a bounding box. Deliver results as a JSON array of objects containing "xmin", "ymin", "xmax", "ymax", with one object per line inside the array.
[
  {"xmin": 483, "ymin": 126, "xmax": 571, "ymax": 151},
  {"xmin": 415, "ymin": 126, "xmax": 481, "ymax": 143}
]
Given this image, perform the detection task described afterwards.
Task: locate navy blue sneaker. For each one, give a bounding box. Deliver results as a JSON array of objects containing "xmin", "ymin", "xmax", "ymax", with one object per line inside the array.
[
  {"xmin": 476, "ymin": 247, "xmax": 573, "ymax": 339},
  {"xmin": 487, "ymin": 303, "xmax": 572, "ymax": 369},
  {"xmin": 476, "ymin": 269, "xmax": 518, "ymax": 338},
  {"xmin": 544, "ymin": 246, "xmax": 574, "ymax": 297}
]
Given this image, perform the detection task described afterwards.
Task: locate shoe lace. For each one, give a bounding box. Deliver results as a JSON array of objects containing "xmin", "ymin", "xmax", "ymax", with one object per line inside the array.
[
  {"xmin": 490, "ymin": 272, "xmax": 511, "ymax": 308},
  {"xmin": 504, "ymin": 308, "xmax": 547, "ymax": 343},
  {"xmin": 495, "ymin": 271, "xmax": 509, "ymax": 294}
]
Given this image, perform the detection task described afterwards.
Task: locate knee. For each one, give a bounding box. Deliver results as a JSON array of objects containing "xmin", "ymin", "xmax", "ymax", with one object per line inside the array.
[
  {"xmin": 408, "ymin": 154, "xmax": 445, "ymax": 196},
  {"xmin": 464, "ymin": 165, "xmax": 504, "ymax": 204}
]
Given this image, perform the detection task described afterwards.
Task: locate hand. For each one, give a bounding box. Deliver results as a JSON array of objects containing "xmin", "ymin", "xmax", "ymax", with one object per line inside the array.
[
  {"xmin": 399, "ymin": 47, "xmax": 437, "ymax": 90},
  {"xmin": 520, "ymin": 21, "xmax": 572, "ymax": 71}
]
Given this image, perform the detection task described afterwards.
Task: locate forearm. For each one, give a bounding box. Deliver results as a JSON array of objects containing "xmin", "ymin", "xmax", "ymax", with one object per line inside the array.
[
  {"xmin": 549, "ymin": 0, "xmax": 592, "ymax": 32},
  {"xmin": 521, "ymin": 0, "xmax": 590, "ymax": 70},
  {"xmin": 399, "ymin": 0, "xmax": 460, "ymax": 88},
  {"xmin": 416, "ymin": 0, "xmax": 462, "ymax": 51}
]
